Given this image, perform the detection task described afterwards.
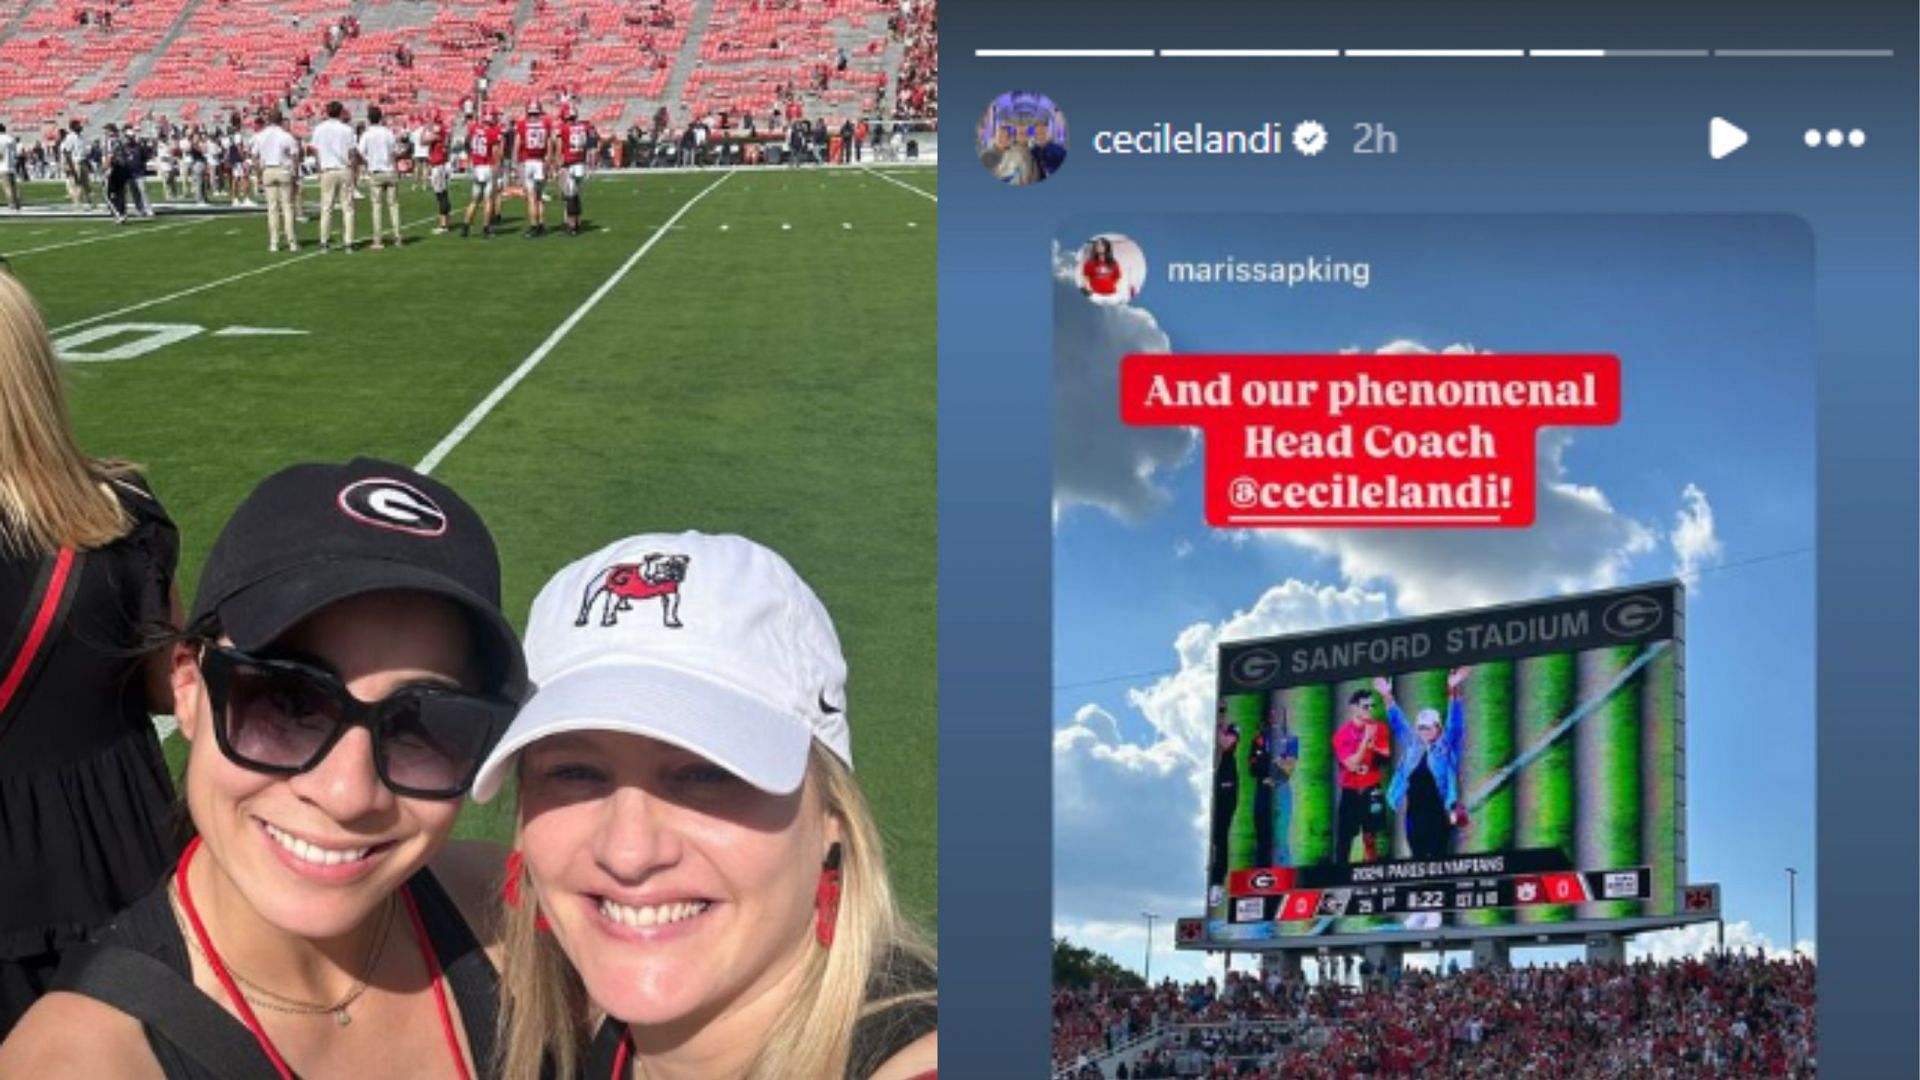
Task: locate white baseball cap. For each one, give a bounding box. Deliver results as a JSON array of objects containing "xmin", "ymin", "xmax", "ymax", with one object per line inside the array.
[{"xmin": 471, "ymin": 532, "xmax": 850, "ymax": 801}]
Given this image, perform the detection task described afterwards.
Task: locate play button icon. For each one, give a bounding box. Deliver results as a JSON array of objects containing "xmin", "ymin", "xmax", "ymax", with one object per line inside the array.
[{"xmin": 1710, "ymin": 117, "xmax": 1748, "ymax": 160}]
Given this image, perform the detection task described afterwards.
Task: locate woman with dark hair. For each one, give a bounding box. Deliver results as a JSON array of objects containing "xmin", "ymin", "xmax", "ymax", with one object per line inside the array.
[
  {"xmin": 0, "ymin": 272, "xmax": 181, "ymax": 1036},
  {"xmin": 0, "ymin": 458, "xmax": 525, "ymax": 1077},
  {"xmin": 1206, "ymin": 702, "xmax": 1240, "ymax": 906},
  {"xmin": 1251, "ymin": 697, "xmax": 1297, "ymax": 869},
  {"xmin": 1077, "ymin": 238, "xmax": 1126, "ymax": 305}
]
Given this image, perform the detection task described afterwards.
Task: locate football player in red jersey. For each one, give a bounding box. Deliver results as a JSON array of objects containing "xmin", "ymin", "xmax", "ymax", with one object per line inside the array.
[
  {"xmin": 460, "ymin": 107, "xmax": 504, "ymax": 238},
  {"xmin": 425, "ymin": 112, "xmax": 453, "ymax": 233},
  {"xmin": 556, "ymin": 103, "xmax": 592, "ymax": 236},
  {"xmin": 515, "ymin": 101, "xmax": 556, "ymax": 237}
]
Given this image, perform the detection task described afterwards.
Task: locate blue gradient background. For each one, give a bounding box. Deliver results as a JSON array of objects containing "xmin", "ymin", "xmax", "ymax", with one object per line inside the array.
[{"xmin": 939, "ymin": 1, "xmax": 1917, "ymax": 1076}]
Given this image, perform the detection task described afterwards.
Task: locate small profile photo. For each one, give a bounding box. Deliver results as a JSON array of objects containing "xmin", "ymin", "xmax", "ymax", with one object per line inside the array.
[
  {"xmin": 978, "ymin": 91, "xmax": 1068, "ymax": 186},
  {"xmin": 1076, "ymin": 233, "xmax": 1147, "ymax": 305}
]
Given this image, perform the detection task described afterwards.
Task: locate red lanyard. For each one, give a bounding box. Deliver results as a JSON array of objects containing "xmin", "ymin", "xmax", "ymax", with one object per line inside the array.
[
  {"xmin": 0, "ymin": 546, "xmax": 75, "ymax": 714},
  {"xmin": 174, "ymin": 836, "xmax": 474, "ymax": 1080},
  {"xmin": 611, "ymin": 1030, "xmax": 630, "ymax": 1079}
]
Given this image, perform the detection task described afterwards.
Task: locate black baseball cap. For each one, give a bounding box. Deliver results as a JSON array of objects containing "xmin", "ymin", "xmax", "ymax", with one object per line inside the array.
[{"xmin": 188, "ymin": 459, "xmax": 528, "ymax": 699}]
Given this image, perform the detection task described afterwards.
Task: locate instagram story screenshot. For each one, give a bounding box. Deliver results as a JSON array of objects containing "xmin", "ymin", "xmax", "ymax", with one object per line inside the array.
[{"xmin": 940, "ymin": 2, "xmax": 1916, "ymax": 1078}]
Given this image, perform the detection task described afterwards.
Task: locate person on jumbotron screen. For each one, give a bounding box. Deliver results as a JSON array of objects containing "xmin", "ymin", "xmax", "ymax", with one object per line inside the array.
[
  {"xmin": 1251, "ymin": 697, "xmax": 1298, "ymax": 869},
  {"xmin": 1205, "ymin": 703, "xmax": 1240, "ymax": 904},
  {"xmin": 1332, "ymin": 689, "xmax": 1390, "ymax": 864},
  {"xmin": 1377, "ymin": 667, "xmax": 1473, "ymax": 861}
]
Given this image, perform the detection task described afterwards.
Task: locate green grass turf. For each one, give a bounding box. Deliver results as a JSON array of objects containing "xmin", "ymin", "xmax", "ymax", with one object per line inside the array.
[{"xmin": 3, "ymin": 165, "xmax": 939, "ymax": 930}]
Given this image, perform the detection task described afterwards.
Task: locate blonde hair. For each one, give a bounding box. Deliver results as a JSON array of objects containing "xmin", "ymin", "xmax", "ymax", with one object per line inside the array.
[
  {"xmin": 0, "ymin": 272, "xmax": 134, "ymax": 558},
  {"xmin": 497, "ymin": 745, "xmax": 935, "ymax": 1080}
]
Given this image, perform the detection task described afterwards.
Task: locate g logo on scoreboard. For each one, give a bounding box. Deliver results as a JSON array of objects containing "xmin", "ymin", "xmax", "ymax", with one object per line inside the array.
[
  {"xmin": 1229, "ymin": 648, "xmax": 1281, "ymax": 687},
  {"xmin": 1602, "ymin": 594, "xmax": 1664, "ymax": 638}
]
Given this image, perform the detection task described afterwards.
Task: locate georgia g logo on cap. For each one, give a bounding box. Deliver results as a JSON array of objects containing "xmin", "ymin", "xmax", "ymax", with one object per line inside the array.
[{"xmin": 337, "ymin": 478, "xmax": 448, "ymax": 537}]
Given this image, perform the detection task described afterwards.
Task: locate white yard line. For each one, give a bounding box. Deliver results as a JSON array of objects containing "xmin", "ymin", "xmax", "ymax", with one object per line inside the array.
[
  {"xmin": 5, "ymin": 216, "xmax": 214, "ymax": 257},
  {"xmin": 50, "ymin": 214, "xmax": 437, "ymax": 334},
  {"xmin": 414, "ymin": 171, "xmax": 736, "ymax": 475},
  {"xmin": 861, "ymin": 165, "xmax": 938, "ymax": 203}
]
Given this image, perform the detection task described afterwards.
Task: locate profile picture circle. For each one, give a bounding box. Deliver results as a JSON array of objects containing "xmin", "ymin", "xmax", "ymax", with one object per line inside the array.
[
  {"xmin": 1076, "ymin": 234, "xmax": 1146, "ymax": 305},
  {"xmin": 977, "ymin": 91, "xmax": 1068, "ymax": 186}
]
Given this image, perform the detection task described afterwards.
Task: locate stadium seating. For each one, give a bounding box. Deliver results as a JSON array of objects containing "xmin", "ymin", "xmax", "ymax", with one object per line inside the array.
[
  {"xmin": 302, "ymin": 0, "xmax": 517, "ymax": 129},
  {"xmin": 0, "ymin": 0, "xmax": 933, "ymax": 138},
  {"xmin": 476, "ymin": 0, "xmax": 691, "ymax": 131},
  {"xmin": 677, "ymin": 0, "xmax": 895, "ymax": 125},
  {"xmin": 133, "ymin": 0, "xmax": 390, "ymax": 132},
  {"xmin": 1055, "ymin": 953, "xmax": 1818, "ymax": 1080},
  {"xmin": 0, "ymin": 0, "xmax": 194, "ymax": 126}
]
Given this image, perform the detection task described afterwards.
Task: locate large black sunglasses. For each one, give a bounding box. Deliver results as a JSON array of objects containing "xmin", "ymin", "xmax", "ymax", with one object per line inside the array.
[{"xmin": 197, "ymin": 644, "xmax": 516, "ymax": 800}]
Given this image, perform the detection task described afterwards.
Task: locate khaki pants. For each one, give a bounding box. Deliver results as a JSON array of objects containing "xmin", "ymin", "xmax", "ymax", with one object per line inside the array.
[
  {"xmin": 318, "ymin": 168, "xmax": 355, "ymax": 247},
  {"xmin": 261, "ymin": 167, "xmax": 297, "ymax": 247},
  {"xmin": 66, "ymin": 168, "xmax": 93, "ymax": 207},
  {"xmin": 367, "ymin": 171, "xmax": 401, "ymax": 242},
  {"xmin": 0, "ymin": 171, "xmax": 17, "ymax": 210}
]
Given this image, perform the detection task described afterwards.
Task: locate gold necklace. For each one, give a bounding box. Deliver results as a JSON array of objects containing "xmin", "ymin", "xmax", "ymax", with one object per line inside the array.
[{"xmin": 170, "ymin": 883, "xmax": 396, "ymax": 1027}]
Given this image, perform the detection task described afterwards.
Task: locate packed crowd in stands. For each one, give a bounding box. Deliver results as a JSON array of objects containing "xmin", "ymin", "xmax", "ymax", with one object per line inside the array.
[
  {"xmin": 890, "ymin": 0, "xmax": 935, "ymax": 122},
  {"xmin": 1, "ymin": 0, "xmax": 935, "ymax": 173},
  {"xmin": 1055, "ymin": 951, "xmax": 1817, "ymax": 1079}
]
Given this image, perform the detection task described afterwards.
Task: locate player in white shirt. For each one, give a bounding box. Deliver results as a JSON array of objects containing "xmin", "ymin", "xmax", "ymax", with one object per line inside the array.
[
  {"xmin": 154, "ymin": 140, "xmax": 176, "ymax": 199},
  {"xmin": 0, "ymin": 125, "xmax": 19, "ymax": 210},
  {"xmin": 411, "ymin": 123, "xmax": 431, "ymax": 189},
  {"xmin": 250, "ymin": 109, "xmax": 302, "ymax": 252},
  {"xmin": 356, "ymin": 105, "xmax": 403, "ymax": 249},
  {"xmin": 59, "ymin": 121, "xmax": 94, "ymax": 209},
  {"xmin": 310, "ymin": 101, "xmax": 360, "ymax": 251}
]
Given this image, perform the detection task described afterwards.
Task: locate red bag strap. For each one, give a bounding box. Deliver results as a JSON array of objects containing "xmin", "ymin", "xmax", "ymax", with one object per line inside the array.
[{"xmin": 0, "ymin": 546, "xmax": 83, "ymax": 722}]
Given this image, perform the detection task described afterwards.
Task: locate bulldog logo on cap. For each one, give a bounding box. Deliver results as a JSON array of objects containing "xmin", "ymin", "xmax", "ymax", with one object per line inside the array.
[
  {"xmin": 575, "ymin": 554, "xmax": 690, "ymax": 629},
  {"xmin": 337, "ymin": 478, "xmax": 449, "ymax": 537}
]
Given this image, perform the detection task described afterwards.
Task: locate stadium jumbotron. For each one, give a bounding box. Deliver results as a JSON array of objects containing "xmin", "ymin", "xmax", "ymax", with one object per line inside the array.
[{"xmin": 1054, "ymin": 584, "xmax": 1817, "ymax": 1079}]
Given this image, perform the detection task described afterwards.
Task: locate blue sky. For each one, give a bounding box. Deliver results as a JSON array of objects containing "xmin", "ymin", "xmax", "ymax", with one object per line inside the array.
[{"xmin": 1051, "ymin": 215, "xmax": 1815, "ymax": 982}]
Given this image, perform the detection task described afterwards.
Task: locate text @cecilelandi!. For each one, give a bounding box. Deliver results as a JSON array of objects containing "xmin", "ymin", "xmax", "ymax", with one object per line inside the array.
[{"xmin": 1120, "ymin": 354, "xmax": 1620, "ymax": 529}]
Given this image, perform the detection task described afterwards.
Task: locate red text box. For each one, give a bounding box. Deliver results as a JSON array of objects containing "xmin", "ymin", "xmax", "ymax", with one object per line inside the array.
[{"xmin": 1120, "ymin": 353, "xmax": 1620, "ymax": 527}]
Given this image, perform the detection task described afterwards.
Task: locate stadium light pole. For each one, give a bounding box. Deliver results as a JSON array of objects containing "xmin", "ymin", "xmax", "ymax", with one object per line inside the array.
[
  {"xmin": 1784, "ymin": 867, "xmax": 1798, "ymax": 956},
  {"xmin": 1142, "ymin": 911, "xmax": 1160, "ymax": 986}
]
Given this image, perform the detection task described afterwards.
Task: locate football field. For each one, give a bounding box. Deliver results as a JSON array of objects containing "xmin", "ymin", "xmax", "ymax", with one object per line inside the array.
[{"xmin": 2, "ymin": 164, "xmax": 939, "ymax": 927}]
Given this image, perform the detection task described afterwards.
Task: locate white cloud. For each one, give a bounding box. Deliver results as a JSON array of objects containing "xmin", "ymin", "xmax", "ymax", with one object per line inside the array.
[
  {"xmin": 1069, "ymin": 702, "xmax": 1123, "ymax": 744},
  {"xmin": 1269, "ymin": 430, "xmax": 1658, "ymax": 614},
  {"xmin": 1173, "ymin": 539, "xmax": 1195, "ymax": 559},
  {"xmin": 1244, "ymin": 340, "xmax": 1662, "ymax": 613},
  {"xmin": 1123, "ymin": 581, "xmax": 1391, "ymax": 780},
  {"xmin": 1052, "ymin": 717, "xmax": 1199, "ymax": 936},
  {"xmin": 1631, "ymin": 919, "xmax": 1813, "ymax": 963},
  {"xmin": 1670, "ymin": 483, "xmax": 1725, "ymax": 588},
  {"xmin": 1053, "ymin": 582, "xmax": 1389, "ymax": 951},
  {"xmin": 1051, "ymin": 246, "xmax": 1195, "ymax": 525},
  {"xmin": 1350, "ymin": 339, "xmax": 1484, "ymax": 356}
]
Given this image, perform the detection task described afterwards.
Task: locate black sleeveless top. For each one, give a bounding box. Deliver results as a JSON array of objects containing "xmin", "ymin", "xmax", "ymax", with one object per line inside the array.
[
  {"xmin": 0, "ymin": 475, "xmax": 178, "ymax": 961},
  {"xmin": 580, "ymin": 947, "xmax": 936, "ymax": 1079},
  {"xmin": 67, "ymin": 868, "xmax": 499, "ymax": 1079}
]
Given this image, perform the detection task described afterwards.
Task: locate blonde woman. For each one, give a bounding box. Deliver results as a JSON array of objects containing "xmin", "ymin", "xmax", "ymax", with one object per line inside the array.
[
  {"xmin": 475, "ymin": 532, "xmax": 937, "ymax": 1080},
  {"xmin": 0, "ymin": 272, "xmax": 181, "ymax": 1036}
]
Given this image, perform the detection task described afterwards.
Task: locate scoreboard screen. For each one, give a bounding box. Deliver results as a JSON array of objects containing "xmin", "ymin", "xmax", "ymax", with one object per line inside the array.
[{"xmin": 1205, "ymin": 583, "xmax": 1685, "ymax": 943}]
